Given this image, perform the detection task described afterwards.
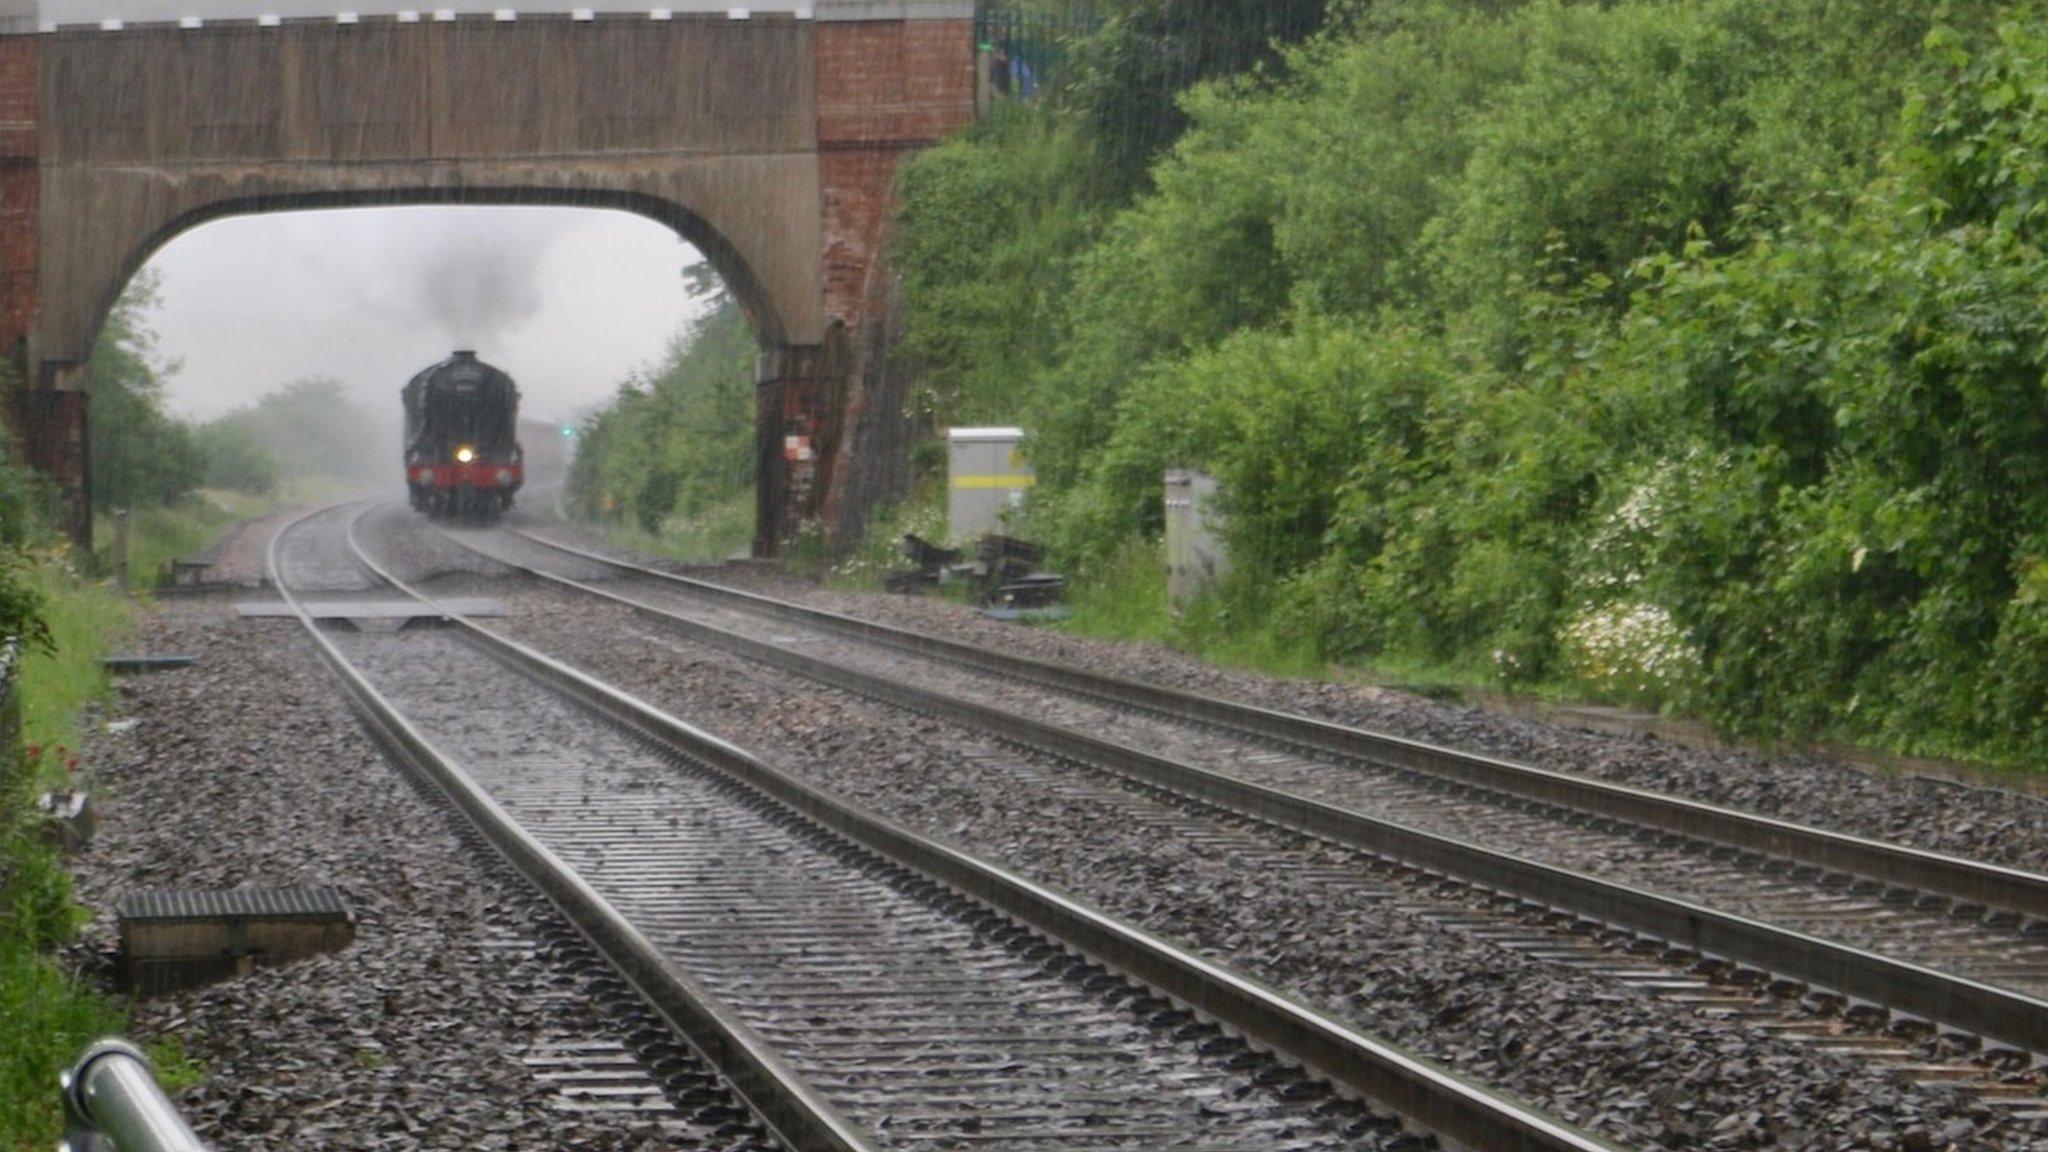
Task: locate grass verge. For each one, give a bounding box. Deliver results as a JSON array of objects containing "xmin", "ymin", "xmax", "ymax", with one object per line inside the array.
[
  {"xmin": 565, "ymin": 490, "xmax": 757, "ymax": 567},
  {"xmin": 1061, "ymin": 537, "xmax": 1326, "ymax": 679},
  {"xmin": 1058, "ymin": 540, "xmax": 2041, "ymax": 790},
  {"xmin": 18, "ymin": 560, "xmax": 127, "ymax": 769},
  {"xmin": 92, "ymin": 488, "xmax": 289, "ymax": 590},
  {"xmin": 2, "ymin": 555, "xmax": 132, "ymax": 1148}
]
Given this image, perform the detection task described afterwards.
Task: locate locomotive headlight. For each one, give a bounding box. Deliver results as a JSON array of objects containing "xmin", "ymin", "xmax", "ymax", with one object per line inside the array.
[{"xmin": 455, "ymin": 446, "xmax": 476, "ymax": 464}]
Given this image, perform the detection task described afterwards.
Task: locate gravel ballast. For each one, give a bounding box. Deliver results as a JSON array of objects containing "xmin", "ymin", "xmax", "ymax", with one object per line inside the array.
[
  {"xmin": 67, "ymin": 593, "xmax": 767, "ymax": 1151},
  {"xmin": 348, "ymin": 504, "xmax": 2045, "ymax": 1147},
  {"xmin": 466, "ymin": 579, "xmax": 2015, "ymax": 1151},
  {"xmin": 561, "ymin": 530, "xmax": 2048, "ymax": 877},
  {"xmin": 329, "ymin": 624, "xmax": 1395, "ymax": 1152}
]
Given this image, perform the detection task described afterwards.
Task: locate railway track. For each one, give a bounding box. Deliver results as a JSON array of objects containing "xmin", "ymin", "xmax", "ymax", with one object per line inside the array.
[
  {"xmin": 270, "ymin": 502, "xmax": 1621, "ymax": 1152},
  {"xmin": 434, "ymin": 523, "xmax": 2048, "ymax": 1098}
]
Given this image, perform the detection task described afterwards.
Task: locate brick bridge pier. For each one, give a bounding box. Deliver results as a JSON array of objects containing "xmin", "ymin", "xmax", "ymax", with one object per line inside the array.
[{"xmin": 0, "ymin": 0, "xmax": 974, "ymax": 555}]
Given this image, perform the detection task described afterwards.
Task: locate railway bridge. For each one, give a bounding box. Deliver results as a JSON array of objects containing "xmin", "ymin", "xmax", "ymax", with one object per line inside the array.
[{"xmin": 0, "ymin": 0, "xmax": 975, "ymax": 554}]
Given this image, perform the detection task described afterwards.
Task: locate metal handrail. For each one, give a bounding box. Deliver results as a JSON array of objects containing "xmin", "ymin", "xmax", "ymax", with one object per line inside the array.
[{"xmin": 58, "ymin": 1040, "xmax": 208, "ymax": 1152}]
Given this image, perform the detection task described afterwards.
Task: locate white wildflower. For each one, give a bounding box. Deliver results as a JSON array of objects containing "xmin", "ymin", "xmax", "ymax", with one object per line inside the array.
[{"xmin": 1559, "ymin": 599, "xmax": 1701, "ymax": 706}]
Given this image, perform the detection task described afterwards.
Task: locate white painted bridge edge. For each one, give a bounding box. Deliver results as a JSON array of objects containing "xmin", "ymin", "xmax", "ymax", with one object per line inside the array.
[{"xmin": 7, "ymin": 0, "xmax": 972, "ymax": 34}]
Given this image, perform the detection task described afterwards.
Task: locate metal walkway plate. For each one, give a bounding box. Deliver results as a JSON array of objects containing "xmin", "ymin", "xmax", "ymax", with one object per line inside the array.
[
  {"xmin": 237, "ymin": 598, "xmax": 506, "ymax": 619},
  {"xmin": 118, "ymin": 885, "xmax": 352, "ymax": 923}
]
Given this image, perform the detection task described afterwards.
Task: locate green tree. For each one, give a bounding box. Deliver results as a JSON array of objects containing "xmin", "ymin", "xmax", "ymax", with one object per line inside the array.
[
  {"xmin": 1065, "ymin": 0, "xmax": 1328, "ymax": 194},
  {"xmin": 193, "ymin": 420, "xmax": 280, "ymax": 495},
  {"xmin": 86, "ymin": 271, "xmax": 203, "ymax": 510},
  {"xmin": 207, "ymin": 377, "xmax": 389, "ymax": 484},
  {"xmin": 895, "ymin": 107, "xmax": 1111, "ymax": 427},
  {"xmin": 567, "ymin": 265, "xmax": 756, "ymax": 536}
]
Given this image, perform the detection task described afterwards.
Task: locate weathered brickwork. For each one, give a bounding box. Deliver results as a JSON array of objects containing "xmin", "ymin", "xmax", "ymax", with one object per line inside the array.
[
  {"xmin": 0, "ymin": 36, "xmax": 34, "ymax": 360},
  {"xmin": 5, "ymin": 388, "xmax": 87, "ymax": 538},
  {"xmin": 816, "ymin": 18, "xmax": 973, "ymax": 327},
  {"xmin": 818, "ymin": 149, "xmax": 902, "ymax": 329},
  {"xmin": 806, "ymin": 17, "xmax": 973, "ymax": 547},
  {"xmin": 816, "ymin": 18, "xmax": 975, "ymax": 144}
]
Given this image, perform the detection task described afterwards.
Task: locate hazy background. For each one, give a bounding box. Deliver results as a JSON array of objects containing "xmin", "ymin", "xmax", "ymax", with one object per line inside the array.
[{"xmin": 142, "ymin": 206, "xmax": 712, "ymax": 426}]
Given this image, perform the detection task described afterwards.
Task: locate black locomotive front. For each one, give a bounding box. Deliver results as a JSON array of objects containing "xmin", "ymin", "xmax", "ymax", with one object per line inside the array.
[{"xmin": 403, "ymin": 350, "xmax": 524, "ymax": 519}]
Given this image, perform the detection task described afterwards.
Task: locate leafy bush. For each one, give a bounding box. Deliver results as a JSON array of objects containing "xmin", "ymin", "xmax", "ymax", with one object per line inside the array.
[
  {"xmin": 0, "ymin": 553, "xmax": 50, "ymax": 662},
  {"xmin": 1589, "ymin": 6, "xmax": 2048, "ymax": 750},
  {"xmin": 895, "ymin": 107, "xmax": 1110, "ymax": 427},
  {"xmin": 87, "ymin": 273, "xmax": 204, "ymax": 511},
  {"xmin": 567, "ymin": 271, "xmax": 755, "ymax": 538},
  {"xmin": 879, "ymin": 0, "xmax": 2048, "ymax": 763},
  {"xmin": 194, "ymin": 421, "xmax": 280, "ymax": 495}
]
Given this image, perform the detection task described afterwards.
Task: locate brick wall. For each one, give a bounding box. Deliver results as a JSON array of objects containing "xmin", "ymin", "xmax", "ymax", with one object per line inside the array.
[
  {"xmin": 815, "ymin": 17, "xmax": 972, "ymax": 329},
  {"xmin": 804, "ymin": 17, "xmax": 973, "ymax": 548}
]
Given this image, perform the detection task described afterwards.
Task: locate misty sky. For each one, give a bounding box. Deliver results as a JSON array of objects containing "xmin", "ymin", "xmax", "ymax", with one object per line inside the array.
[{"xmin": 141, "ymin": 206, "xmax": 711, "ymax": 425}]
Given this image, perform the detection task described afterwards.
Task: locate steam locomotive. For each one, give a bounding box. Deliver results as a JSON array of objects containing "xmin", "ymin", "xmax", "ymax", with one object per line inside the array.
[{"xmin": 403, "ymin": 351, "xmax": 524, "ymax": 519}]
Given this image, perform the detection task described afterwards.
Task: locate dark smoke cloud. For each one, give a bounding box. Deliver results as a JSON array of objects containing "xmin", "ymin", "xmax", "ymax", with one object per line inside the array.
[
  {"xmin": 337, "ymin": 213, "xmax": 562, "ymax": 350},
  {"xmin": 408, "ymin": 228, "xmax": 553, "ymax": 349}
]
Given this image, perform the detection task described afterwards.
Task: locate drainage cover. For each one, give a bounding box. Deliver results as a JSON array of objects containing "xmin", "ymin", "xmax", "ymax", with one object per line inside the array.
[{"xmin": 118, "ymin": 885, "xmax": 355, "ymax": 994}]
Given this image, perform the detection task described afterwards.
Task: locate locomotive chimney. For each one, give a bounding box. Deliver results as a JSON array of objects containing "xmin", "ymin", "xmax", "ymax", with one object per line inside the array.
[{"xmin": 452, "ymin": 349, "xmax": 477, "ymax": 359}]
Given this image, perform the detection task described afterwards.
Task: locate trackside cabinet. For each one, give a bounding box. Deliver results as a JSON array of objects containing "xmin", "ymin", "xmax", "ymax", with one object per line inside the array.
[{"xmin": 948, "ymin": 427, "xmax": 1033, "ymax": 541}]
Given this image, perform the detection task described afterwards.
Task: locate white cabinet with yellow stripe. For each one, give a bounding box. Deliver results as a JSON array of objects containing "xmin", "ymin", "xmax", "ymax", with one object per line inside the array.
[{"xmin": 947, "ymin": 427, "xmax": 1034, "ymax": 540}]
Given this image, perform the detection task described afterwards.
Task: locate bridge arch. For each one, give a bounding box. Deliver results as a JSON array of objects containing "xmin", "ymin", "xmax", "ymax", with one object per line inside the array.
[
  {"xmin": 63, "ymin": 186, "xmax": 804, "ymax": 388},
  {"xmin": 1, "ymin": 4, "xmax": 976, "ymax": 554}
]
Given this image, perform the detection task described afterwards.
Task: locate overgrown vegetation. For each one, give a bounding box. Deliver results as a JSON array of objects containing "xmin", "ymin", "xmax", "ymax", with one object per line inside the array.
[
  {"xmin": 0, "ymin": 471, "xmax": 133, "ymax": 1146},
  {"xmin": 87, "ymin": 272, "xmax": 385, "ymax": 533},
  {"xmin": 545, "ymin": 0, "xmax": 2048, "ymax": 765},
  {"xmin": 1, "ymin": 263, "xmax": 263, "ymax": 1139},
  {"xmin": 879, "ymin": 0, "xmax": 2048, "ymax": 765},
  {"xmin": 49, "ymin": 269, "xmax": 396, "ymax": 593},
  {"xmin": 565, "ymin": 266, "xmax": 756, "ymax": 560},
  {"xmin": 87, "ymin": 273, "xmax": 207, "ymax": 512}
]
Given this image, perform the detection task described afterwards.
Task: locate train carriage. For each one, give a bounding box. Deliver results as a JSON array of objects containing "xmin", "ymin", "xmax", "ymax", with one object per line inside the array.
[{"xmin": 403, "ymin": 350, "xmax": 524, "ymax": 519}]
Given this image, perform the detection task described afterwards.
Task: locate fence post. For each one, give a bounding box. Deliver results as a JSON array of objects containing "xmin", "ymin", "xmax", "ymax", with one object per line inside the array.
[{"xmin": 112, "ymin": 510, "xmax": 130, "ymax": 593}]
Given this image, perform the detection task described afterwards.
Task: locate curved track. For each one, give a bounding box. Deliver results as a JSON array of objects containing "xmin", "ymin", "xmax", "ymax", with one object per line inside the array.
[{"xmin": 269, "ymin": 502, "xmax": 1622, "ymax": 1152}]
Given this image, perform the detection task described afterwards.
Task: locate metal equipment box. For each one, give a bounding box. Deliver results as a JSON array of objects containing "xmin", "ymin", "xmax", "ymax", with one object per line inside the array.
[
  {"xmin": 948, "ymin": 427, "xmax": 1034, "ymax": 541},
  {"xmin": 1165, "ymin": 470, "xmax": 1230, "ymax": 610}
]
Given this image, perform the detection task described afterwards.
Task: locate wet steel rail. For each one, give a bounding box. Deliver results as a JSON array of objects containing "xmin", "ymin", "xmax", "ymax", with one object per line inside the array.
[
  {"xmin": 463, "ymin": 524, "xmax": 2048, "ymax": 1068},
  {"xmin": 494, "ymin": 525, "xmax": 2048, "ymax": 919},
  {"xmin": 270, "ymin": 504, "xmax": 1623, "ymax": 1152}
]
